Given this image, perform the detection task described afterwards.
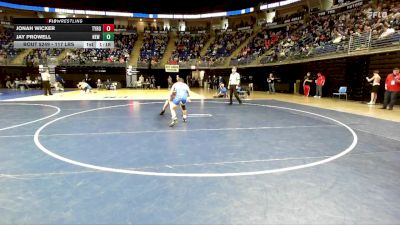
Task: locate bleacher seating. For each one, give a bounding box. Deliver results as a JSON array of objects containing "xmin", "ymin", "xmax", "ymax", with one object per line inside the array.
[
  {"xmin": 204, "ymin": 29, "xmax": 252, "ymax": 65},
  {"xmin": 170, "ymin": 32, "xmax": 209, "ymax": 63},
  {"xmin": 62, "ymin": 33, "xmax": 137, "ymax": 66},
  {"xmin": 138, "ymin": 32, "xmax": 168, "ymax": 67},
  {"xmin": 0, "ymin": 27, "xmax": 22, "ymax": 64}
]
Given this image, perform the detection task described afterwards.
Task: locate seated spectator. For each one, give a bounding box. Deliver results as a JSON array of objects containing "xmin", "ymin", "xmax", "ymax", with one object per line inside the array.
[
  {"xmin": 96, "ymin": 79, "xmax": 103, "ymax": 90},
  {"xmin": 236, "ymin": 85, "xmax": 250, "ymax": 97},
  {"xmin": 143, "ymin": 78, "xmax": 151, "ymax": 89},
  {"xmin": 137, "ymin": 74, "xmax": 144, "ymax": 87},
  {"xmin": 379, "ymin": 25, "xmax": 395, "ymax": 39},
  {"xmin": 13, "ymin": 78, "xmax": 20, "ymax": 89},
  {"xmin": 34, "ymin": 75, "xmax": 42, "ymax": 87},
  {"xmin": 25, "ymin": 75, "xmax": 32, "ymax": 84},
  {"xmin": 104, "ymin": 79, "xmax": 112, "ymax": 90},
  {"xmin": 61, "ymin": 33, "xmax": 136, "ymax": 65},
  {"xmin": 150, "ymin": 76, "xmax": 156, "ymax": 88},
  {"xmin": 138, "ymin": 33, "xmax": 168, "ymax": 66},
  {"xmin": 213, "ymin": 83, "xmax": 227, "ymax": 98},
  {"xmin": 5, "ymin": 75, "xmax": 13, "ymax": 88},
  {"xmin": 109, "ymin": 82, "xmax": 118, "ymax": 90}
]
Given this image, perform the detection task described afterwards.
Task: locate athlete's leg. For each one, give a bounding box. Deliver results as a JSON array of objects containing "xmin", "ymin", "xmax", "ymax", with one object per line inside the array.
[
  {"xmin": 169, "ymin": 101, "xmax": 178, "ymax": 127},
  {"xmin": 373, "ymin": 92, "xmax": 377, "ymax": 104},
  {"xmin": 181, "ymin": 104, "xmax": 187, "ymax": 122},
  {"xmin": 160, "ymin": 99, "xmax": 169, "ymax": 115}
]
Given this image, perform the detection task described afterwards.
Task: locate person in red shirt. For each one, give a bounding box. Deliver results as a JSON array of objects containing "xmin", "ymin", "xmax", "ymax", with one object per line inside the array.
[
  {"xmin": 303, "ymin": 72, "xmax": 312, "ymax": 97},
  {"xmin": 314, "ymin": 72, "xmax": 326, "ymax": 98},
  {"xmin": 381, "ymin": 68, "xmax": 400, "ymax": 110}
]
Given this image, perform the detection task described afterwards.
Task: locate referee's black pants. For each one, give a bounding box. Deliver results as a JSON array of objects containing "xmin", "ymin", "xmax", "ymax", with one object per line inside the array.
[
  {"xmin": 229, "ymin": 85, "xmax": 242, "ymax": 104},
  {"xmin": 43, "ymin": 80, "xmax": 52, "ymax": 95}
]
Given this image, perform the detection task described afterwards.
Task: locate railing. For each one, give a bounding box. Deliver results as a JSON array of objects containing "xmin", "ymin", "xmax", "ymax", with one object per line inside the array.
[
  {"xmin": 230, "ymin": 54, "xmax": 257, "ymax": 66},
  {"xmin": 258, "ymin": 31, "xmax": 400, "ymax": 65},
  {"xmin": 142, "ymin": 57, "xmax": 228, "ymax": 69},
  {"xmin": 136, "ymin": 61, "xmax": 163, "ymax": 69},
  {"xmin": 0, "ymin": 55, "xmax": 18, "ymax": 65},
  {"xmin": 193, "ymin": 58, "xmax": 227, "ymax": 68},
  {"xmin": 59, "ymin": 60, "xmax": 127, "ymax": 67},
  {"xmin": 230, "ymin": 23, "xmax": 310, "ymax": 66},
  {"xmin": 369, "ymin": 32, "xmax": 400, "ymax": 50}
]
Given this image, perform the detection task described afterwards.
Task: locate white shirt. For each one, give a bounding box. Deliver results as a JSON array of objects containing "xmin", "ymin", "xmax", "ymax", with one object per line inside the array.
[
  {"xmin": 138, "ymin": 76, "xmax": 144, "ymax": 83},
  {"xmin": 170, "ymin": 82, "xmax": 190, "ymax": 98},
  {"xmin": 380, "ymin": 28, "xmax": 395, "ymax": 39},
  {"xmin": 228, "ymin": 72, "xmax": 240, "ymax": 86},
  {"xmin": 199, "ymin": 70, "xmax": 205, "ymax": 80},
  {"xmin": 78, "ymin": 82, "xmax": 90, "ymax": 89},
  {"xmin": 41, "ymin": 71, "xmax": 51, "ymax": 81}
]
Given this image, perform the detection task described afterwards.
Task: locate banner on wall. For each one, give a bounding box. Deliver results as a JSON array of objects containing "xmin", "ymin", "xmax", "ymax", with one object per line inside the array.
[
  {"xmin": 165, "ymin": 64, "xmax": 179, "ymax": 73},
  {"xmin": 262, "ymin": 16, "xmax": 303, "ymax": 28},
  {"xmin": 311, "ymin": 0, "xmax": 364, "ymax": 16}
]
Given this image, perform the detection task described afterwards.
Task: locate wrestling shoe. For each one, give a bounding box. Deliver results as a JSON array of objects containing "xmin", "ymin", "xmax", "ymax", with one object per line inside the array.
[
  {"xmin": 160, "ymin": 110, "xmax": 165, "ymax": 115},
  {"xmin": 169, "ymin": 119, "xmax": 178, "ymax": 127}
]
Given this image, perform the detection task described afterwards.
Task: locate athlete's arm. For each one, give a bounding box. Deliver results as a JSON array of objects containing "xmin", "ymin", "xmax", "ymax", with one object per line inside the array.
[
  {"xmin": 169, "ymin": 83, "xmax": 176, "ymax": 99},
  {"xmin": 186, "ymin": 86, "xmax": 191, "ymax": 102}
]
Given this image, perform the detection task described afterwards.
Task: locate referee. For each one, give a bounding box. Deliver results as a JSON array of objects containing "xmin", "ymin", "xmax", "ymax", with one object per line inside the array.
[
  {"xmin": 228, "ymin": 66, "xmax": 242, "ymax": 105},
  {"xmin": 41, "ymin": 68, "xmax": 52, "ymax": 96}
]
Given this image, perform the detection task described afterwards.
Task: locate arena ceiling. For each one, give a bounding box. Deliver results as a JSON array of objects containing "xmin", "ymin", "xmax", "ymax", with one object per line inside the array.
[{"xmin": 5, "ymin": 0, "xmax": 272, "ymax": 14}]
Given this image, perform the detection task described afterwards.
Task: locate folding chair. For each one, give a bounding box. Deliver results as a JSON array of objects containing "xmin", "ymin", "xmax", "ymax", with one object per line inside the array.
[{"xmin": 333, "ymin": 86, "xmax": 347, "ymax": 100}]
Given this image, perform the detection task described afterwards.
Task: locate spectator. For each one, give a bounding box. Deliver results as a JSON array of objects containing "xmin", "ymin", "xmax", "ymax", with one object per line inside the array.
[
  {"xmin": 138, "ymin": 74, "xmax": 144, "ymax": 86},
  {"xmin": 84, "ymin": 74, "xmax": 93, "ymax": 87},
  {"xmin": 379, "ymin": 25, "xmax": 395, "ymax": 39},
  {"xmin": 5, "ymin": 75, "xmax": 12, "ymax": 89},
  {"xmin": 381, "ymin": 67, "xmax": 400, "ymax": 110},
  {"xmin": 314, "ymin": 72, "xmax": 326, "ymax": 98},
  {"xmin": 213, "ymin": 83, "xmax": 227, "ymax": 98},
  {"xmin": 96, "ymin": 79, "xmax": 103, "ymax": 90},
  {"xmin": 303, "ymin": 72, "xmax": 313, "ymax": 97},
  {"xmin": 212, "ymin": 75, "xmax": 219, "ymax": 90},
  {"xmin": 54, "ymin": 74, "xmax": 65, "ymax": 91},
  {"xmin": 167, "ymin": 75, "xmax": 173, "ymax": 89},
  {"xmin": 267, "ymin": 73, "xmax": 275, "ymax": 94}
]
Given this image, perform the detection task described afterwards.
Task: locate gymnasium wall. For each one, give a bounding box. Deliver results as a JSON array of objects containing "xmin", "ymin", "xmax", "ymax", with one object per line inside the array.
[{"xmin": 1, "ymin": 51, "xmax": 399, "ymax": 103}]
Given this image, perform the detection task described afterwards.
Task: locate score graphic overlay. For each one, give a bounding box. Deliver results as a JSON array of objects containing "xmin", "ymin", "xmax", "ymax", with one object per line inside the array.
[{"xmin": 13, "ymin": 18, "xmax": 115, "ymax": 49}]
